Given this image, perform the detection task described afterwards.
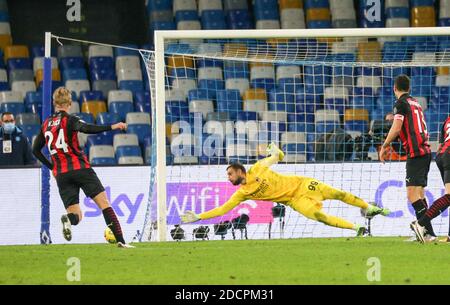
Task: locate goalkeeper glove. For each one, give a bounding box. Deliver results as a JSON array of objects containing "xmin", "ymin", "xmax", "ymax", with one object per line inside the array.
[
  {"xmin": 180, "ymin": 211, "xmax": 200, "ymax": 223},
  {"xmin": 266, "ymin": 142, "xmax": 285, "ymax": 161}
]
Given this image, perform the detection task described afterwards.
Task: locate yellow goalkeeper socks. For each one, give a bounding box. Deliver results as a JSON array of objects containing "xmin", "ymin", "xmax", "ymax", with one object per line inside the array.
[
  {"xmin": 323, "ymin": 215, "xmax": 355, "ymax": 230},
  {"xmin": 342, "ymin": 192, "xmax": 369, "ymax": 209}
]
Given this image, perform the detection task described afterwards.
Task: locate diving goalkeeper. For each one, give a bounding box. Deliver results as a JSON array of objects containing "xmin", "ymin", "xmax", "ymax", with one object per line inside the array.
[{"xmin": 181, "ymin": 143, "xmax": 390, "ymax": 236}]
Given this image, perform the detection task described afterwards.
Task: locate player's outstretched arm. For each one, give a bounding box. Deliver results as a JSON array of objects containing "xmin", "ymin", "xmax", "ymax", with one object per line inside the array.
[
  {"xmin": 72, "ymin": 116, "xmax": 127, "ymax": 134},
  {"xmin": 180, "ymin": 191, "xmax": 245, "ymax": 223},
  {"xmin": 259, "ymin": 142, "xmax": 285, "ymax": 167}
]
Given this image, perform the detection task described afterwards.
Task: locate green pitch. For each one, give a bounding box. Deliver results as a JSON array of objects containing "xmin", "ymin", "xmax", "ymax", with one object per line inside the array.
[{"xmin": 1, "ymin": 237, "xmax": 449, "ymax": 284}]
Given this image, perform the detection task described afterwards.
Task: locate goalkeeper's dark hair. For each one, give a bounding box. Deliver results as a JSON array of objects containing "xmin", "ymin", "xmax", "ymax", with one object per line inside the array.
[
  {"xmin": 227, "ymin": 163, "xmax": 246, "ymax": 174},
  {"xmin": 394, "ymin": 74, "xmax": 410, "ymax": 92}
]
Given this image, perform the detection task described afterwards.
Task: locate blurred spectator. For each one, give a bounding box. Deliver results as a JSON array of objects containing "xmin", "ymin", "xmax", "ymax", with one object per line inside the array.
[{"xmin": 0, "ymin": 112, "xmax": 35, "ymax": 167}]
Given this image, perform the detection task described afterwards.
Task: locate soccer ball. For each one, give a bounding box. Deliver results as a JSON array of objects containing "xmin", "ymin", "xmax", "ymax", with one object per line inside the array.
[{"xmin": 104, "ymin": 227, "xmax": 116, "ymax": 244}]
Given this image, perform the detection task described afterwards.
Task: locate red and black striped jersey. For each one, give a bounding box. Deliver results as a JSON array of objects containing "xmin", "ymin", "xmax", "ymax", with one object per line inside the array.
[
  {"xmin": 438, "ymin": 116, "xmax": 450, "ymax": 155},
  {"xmin": 41, "ymin": 111, "xmax": 90, "ymax": 176},
  {"xmin": 32, "ymin": 111, "xmax": 112, "ymax": 176},
  {"xmin": 393, "ymin": 93, "xmax": 431, "ymax": 159}
]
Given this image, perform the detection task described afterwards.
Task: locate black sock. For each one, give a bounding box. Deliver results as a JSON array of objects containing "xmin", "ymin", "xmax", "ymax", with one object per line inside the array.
[
  {"xmin": 412, "ymin": 199, "xmax": 436, "ymax": 236},
  {"xmin": 419, "ymin": 194, "xmax": 450, "ymax": 226},
  {"xmin": 67, "ymin": 213, "xmax": 79, "ymax": 225},
  {"xmin": 102, "ymin": 207, "xmax": 125, "ymax": 244}
]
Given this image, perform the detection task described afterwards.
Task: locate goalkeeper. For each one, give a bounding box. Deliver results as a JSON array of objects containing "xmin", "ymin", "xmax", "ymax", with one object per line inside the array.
[{"xmin": 181, "ymin": 143, "xmax": 390, "ymax": 236}]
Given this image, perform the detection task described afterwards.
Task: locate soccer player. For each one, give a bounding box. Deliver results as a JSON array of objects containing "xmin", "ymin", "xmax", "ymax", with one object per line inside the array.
[
  {"xmin": 32, "ymin": 87, "xmax": 134, "ymax": 248},
  {"xmin": 181, "ymin": 143, "xmax": 390, "ymax": 235},
  {"xmin": 411, "ymin": 116, "xmax": 450, "ymax": 243},
  {"xmin": 379, "ymin": 75, "xmax": 436, "ymax": 241}
]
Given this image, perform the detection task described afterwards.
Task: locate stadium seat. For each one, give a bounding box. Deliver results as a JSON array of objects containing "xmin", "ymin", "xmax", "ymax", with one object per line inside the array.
[
  {"xmin": 79, "ymin": 90, "xmax": 104, "ymax": 103},
  {"xmin": 57, "ymin": 45, "xmax": 83, "ymax": 58},
  {"xmin": 0, "ymin": 102, "xmax": 24, "ymax": 115},
  {"xmin": 11, "ymin": 81, "xmax": 36, "ymax": 99},
  {"xmin": 126, "ymin": 113, "xmax": 151, "ymax": 145},
  {"xmin": 35, "ymin": 69, "xmax": 61, "ymax": 87},
  {"xmin": 173, "ymin": 0, "xmax": 197, "ymax": 14},
  {"xmin": 74, "ymin": 112, "xmax": 95, "ymax": 124},
  {"xmin": 66, "ymin": 80, "xmax": 90, "ymax": 99},
  {"xmin": 116, "ymin": 146, "xmax": 144, "ymax": 165},
  {"xmin": 4, "ymin": 45, "xmax": 29, "ymax": 62},
  {"xmin": 0, "ymin": 34, "xmax": 12, "ymax": 52},
  {"xmin": 16, "ymin": 113, "xmax": 40, "ymax": 125},
  {"xmin": 96, "ymin": 112, "xmax": 120, "ymax": 125},
  {"xmin": 411, "ymin": 6, "xmax": 436, "ymax": 27},
  {"xmin": 0, "ymin": 91, "xmax": 23, "ymax": 103},
  {"xmin": 88, "ymin": 45, "xmax": 114, "ymax": 59},
  {"xmin": 89, "ymin": 145, "xmax": 116, "ymax": 165},
  {"xmin": 115, "ymin": 56, "xmax": 141, "ymax": 74},
  {"xmin": 33, "ymin": 57, "xmax": 58, "ymax": 73},
  {"xmin": 81, "ymin": 101, "xmax": 107, "ymax": 119},
  {"xmin": 113, "ymin": 133, "xmax": 139, "ymax": 151},
  {"xmin": 93, "ymin": 80, "xmax": 117, "ymax": 99},
  {"xmin": 7, "ymin": 58, "xmax": 32, "ymax": 70},
  {"xmin": 60, "ymin": 57, "xmax": 84, "ymax": 70}
]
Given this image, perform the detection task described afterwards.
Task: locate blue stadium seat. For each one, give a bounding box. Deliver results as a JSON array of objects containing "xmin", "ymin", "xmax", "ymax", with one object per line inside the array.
[
  {"xmin": 97, "ymin": 112, "xmax": 121, "ymax": 125},
  {"xmin": 119, "ymin": 80, "xmax": 144, "ymax": 95},
  {"xmin": 115, "ymin": 145, "xmax": 142, "ymax": 160},
  {"xmin": 127, "ymin": 125, "xmax": 151, "ymax": 146},
  {"xmin": 89, "ymin": 57, "xmax": 114, "ymax": 70},
  {"xmin": 344, "ymin": 121, "xmax": 369, "ymax": 133},
  {"xmin": 147, "ymin": 0, "xmax": 172, "ymax": 11},
  {"xmin": 109, "ymin": 102, "xmax": 134, "ymax": 121},
  {"xmin": 74, "ymin": 112, "xmax": 95, "ymax": 124},
  {"xmin": 236, "ymin": 111, "xmax": 257, "ymax": 121},
  {"xmin": 0, "ymin": 102, "xmax": 24, "ymax": 116},
  {"xmin": 268, "ymin": 90, "xmax": 296, "ymax": 113},
  {"xmin": 86, "ymin": 134, "xmax": 114, "ymax": 150},
  {"xmin": 166, "ymin": 101, "xmax": 189, "ymax": 120},
  {"xmin": 91, "ymin": 69, "xmax": 116, "ymax": 81},
  {"xmin": 114, "ymin": 44, "xmax": 140, "ymax": 57},
  {"xmin": 91, "ymin": 157, "xmax": 116, "ymax": 165},
  {"xmin": 62, "ymin": 68, "xmax": 88, "ymax": 83},
  {"xmin": 216, "ymin": 89, "xmax": 242, "ymax": 120},
  {"xmin": 7, "ymin": 58, "xmax": 32, "ymax": 70},
  {"xmin": 79, "ymin": 90, "xmax": 104, "ymax": 103},
  {"xmin": 19, "ymin": 124, "xmax": 40, "ymax": 143},
  {"xmin": 202, "ymin": 10, "xmax": 227, "ymax": 29},
  {"xmin": 134, "ymin": 91, "xmax": 151, "ymax": 113},
  {"xmin": 386, "ymin": 7, "xmax": 410, "ymax": 19},
  {"xmin": 59, "ymin": 57, "xmax": 84, "ymax": 70},
  {"xmin": 227, "ymin": 9, "xmax": 252, "ymax": 29}
]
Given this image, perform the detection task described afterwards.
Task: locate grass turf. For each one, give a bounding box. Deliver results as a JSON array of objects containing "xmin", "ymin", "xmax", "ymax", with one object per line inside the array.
[{"xmin": 1, "ymin": 237, "xmax": 449, "ymax": 284}]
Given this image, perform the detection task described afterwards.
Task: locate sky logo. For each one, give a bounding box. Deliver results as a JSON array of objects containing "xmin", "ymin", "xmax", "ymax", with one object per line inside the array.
[{"xmin": 83, "ymin": 187, "xmax": 144, "ymax": 224}]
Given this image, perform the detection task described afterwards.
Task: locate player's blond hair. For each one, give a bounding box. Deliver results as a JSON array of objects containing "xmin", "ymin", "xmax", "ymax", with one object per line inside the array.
[{"xmin": 52, "ymin": 87, "xmax": 72, "ymax": 108}]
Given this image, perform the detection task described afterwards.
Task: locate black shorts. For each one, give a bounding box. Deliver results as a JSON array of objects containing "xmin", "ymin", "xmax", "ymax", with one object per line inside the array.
[
  {"xmin": 55, "ymin": 168, "xmax": 105, "ymax": 209},
  {"xmin": 436, "ymin": 152, "xmax": 450, "ymax": 184},
  {"xmin": 405, "ymin": 154, "xmax": 431, "ymax": 187}
]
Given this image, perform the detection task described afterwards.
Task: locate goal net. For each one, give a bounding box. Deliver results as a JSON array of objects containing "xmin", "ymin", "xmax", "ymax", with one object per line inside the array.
[{"xmin": 139, "ymin": 27, "xmax": 450, "ymax": 242}]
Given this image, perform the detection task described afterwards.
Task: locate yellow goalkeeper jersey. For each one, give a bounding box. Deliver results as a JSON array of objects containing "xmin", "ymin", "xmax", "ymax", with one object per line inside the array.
[{"xmin": 199, "ymin": 158, "xmax": 306, "ymax": 220}]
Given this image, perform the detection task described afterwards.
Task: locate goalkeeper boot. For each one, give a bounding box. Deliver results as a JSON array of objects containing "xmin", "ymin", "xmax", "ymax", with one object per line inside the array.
[
  {"xmin": 410, "ymin": 221, "xmax": 426, "ymax": 244},
  {"xmin": 356, "ymin": 225, "xmax": 368, "ymax": 237},
  {"xmin": 117, "ymin": 242, "xmax": 135, "ymax": 249},
  {"xmin": 61, "ymin": 214, "xmax": 72, "ymax": 241},
  {"xmin": 363, "ymin": 203, "xmax": 391, "ymax": 218}
]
